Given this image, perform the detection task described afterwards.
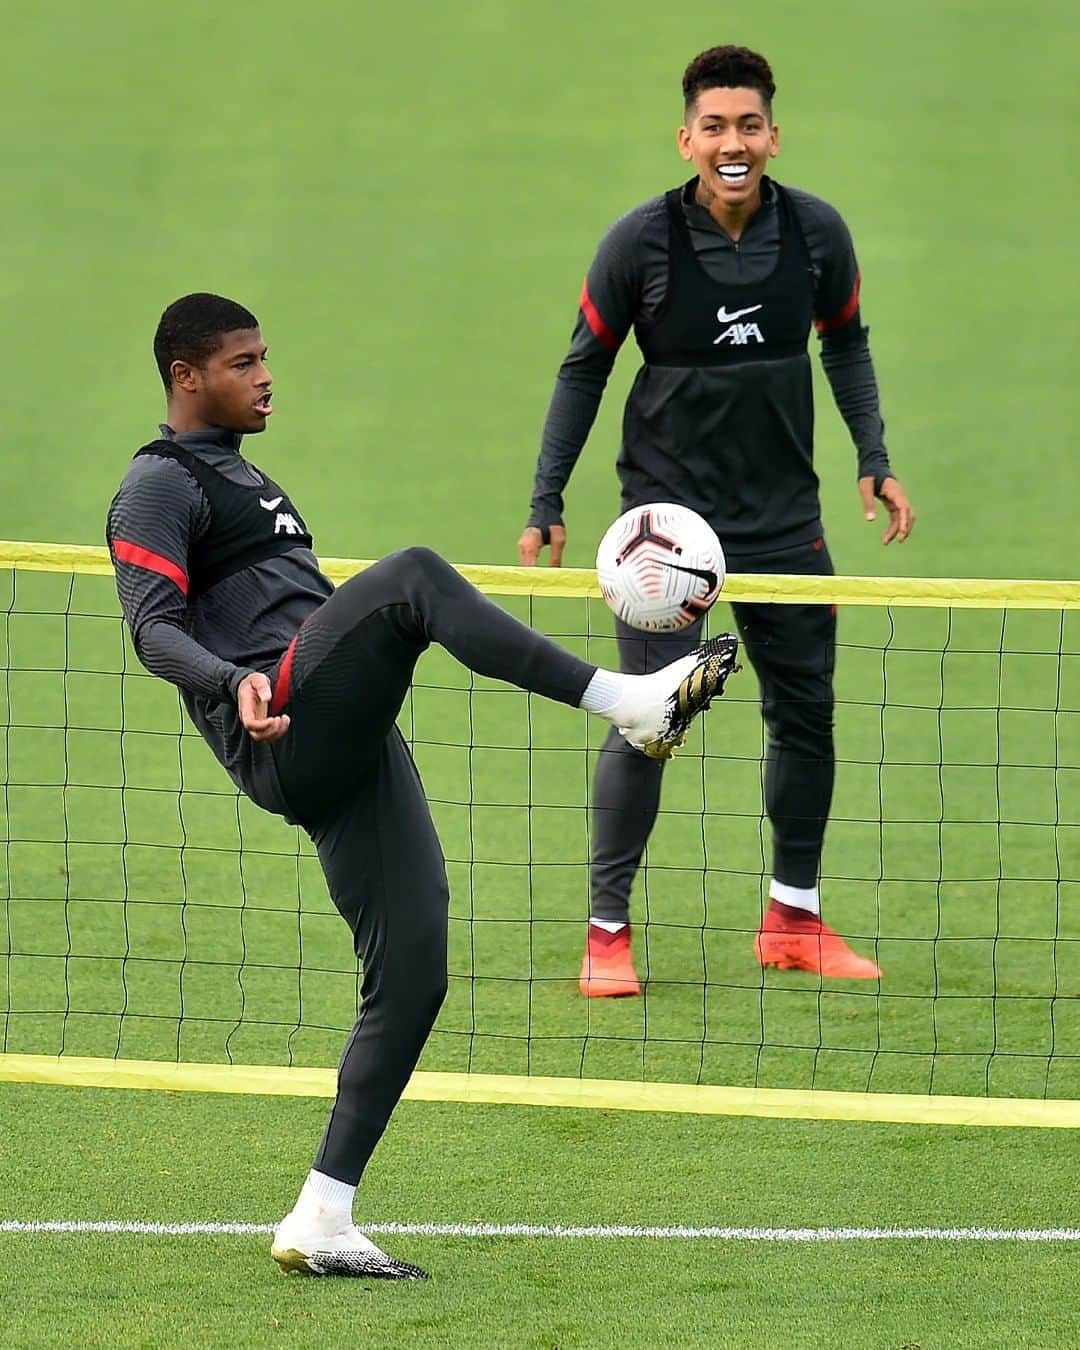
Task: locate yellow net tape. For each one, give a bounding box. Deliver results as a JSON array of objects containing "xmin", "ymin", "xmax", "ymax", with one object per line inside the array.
[
  {"xmin": 2, "ymin": 1054, "xmax": 1077, "ymax": 1128},
  {"xmin": 4, "ymin": 539, "xmax": 1080, "ymax": 609}
]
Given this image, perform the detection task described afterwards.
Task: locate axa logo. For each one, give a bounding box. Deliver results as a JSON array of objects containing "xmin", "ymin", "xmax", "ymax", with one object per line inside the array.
[
  {"xmin": 259, "ymin": 495, "xmax": 303, "ymax": 536},
  {"xmin": 714, "ymin": 303, "xmax": 764, "ymax": 346}
]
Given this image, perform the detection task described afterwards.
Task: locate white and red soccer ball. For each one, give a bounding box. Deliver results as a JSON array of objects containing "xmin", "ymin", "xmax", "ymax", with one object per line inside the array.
[{"xmin": 596, "ymin": 503, "xmax": 726, "ymax": 633}]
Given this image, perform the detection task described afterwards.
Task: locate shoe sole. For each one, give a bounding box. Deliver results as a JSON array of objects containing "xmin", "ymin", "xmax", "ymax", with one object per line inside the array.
[
  {"xmin": 579, "ymin": 979, "xmax": 641, "ymax": 997},
  {"xmin": 756, "ymin": 942, "xmax": 883, "ymax": 980},
  {"xmin": 641, "ymin": 635, "xmax": 740, "ymax": 760},
  {"xmin": 272, "ymin": 1244, "xmax": 429, "ymax": 1280},
  {"xmin": 272, "ymin": 1245, "xmax": 315, "ymax": 1275}
]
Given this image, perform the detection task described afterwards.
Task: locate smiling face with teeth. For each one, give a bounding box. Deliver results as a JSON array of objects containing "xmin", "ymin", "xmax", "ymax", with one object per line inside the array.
[{"xmin": 677, "ymin": 85, "xmax": 779, "ymax": 235}]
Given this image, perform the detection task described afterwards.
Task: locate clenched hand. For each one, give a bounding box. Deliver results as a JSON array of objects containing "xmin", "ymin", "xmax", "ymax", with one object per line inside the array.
[{"xmin": 237, "ymin": 671, "xmax": 290, "ymax": 743}]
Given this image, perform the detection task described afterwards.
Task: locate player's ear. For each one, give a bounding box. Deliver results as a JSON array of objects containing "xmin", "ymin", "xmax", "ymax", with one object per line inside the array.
[
  {"xmin": 677, "ymin": 124, "xmax": 693, "ymax": 162},
  {"xmin": 170, "ymin": 359, "xmax": 200, "ymax": 393},
  {"xmin": 769, "ymin": 123, "xmax": 780, "ymax": 158}
]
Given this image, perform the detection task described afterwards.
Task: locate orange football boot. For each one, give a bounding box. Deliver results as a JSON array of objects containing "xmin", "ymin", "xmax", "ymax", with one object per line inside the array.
[
  {"xmin": 579, "ymin": 923, "xmax": 641, "ymax": 997},
  {"xmin": 755, "ymin": 899, "xmax": 883, "ymax": 980}
]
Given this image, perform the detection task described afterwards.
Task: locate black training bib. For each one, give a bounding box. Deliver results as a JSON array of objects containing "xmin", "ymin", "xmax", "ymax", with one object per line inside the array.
[
  {"xmin": 134, "ymin": 440, "xmax": 313, "ymax": 598},
  {"xmin": 617, "ymin": 179, "xmax": 821, "ymax": 550},
  {"xmin": 636, "ymin": 182, "xmax": 814, "ymax": 366}
]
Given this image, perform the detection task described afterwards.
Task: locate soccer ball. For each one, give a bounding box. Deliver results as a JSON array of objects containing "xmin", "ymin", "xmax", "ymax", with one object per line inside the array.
[{"xmin": 595, "ymin": 503, "xmax": 725, "ymax": 633}]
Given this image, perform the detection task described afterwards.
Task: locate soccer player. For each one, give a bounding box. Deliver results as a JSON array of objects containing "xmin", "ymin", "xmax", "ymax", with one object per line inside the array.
[
  {"xmin": 517, "ymin": 46, "xmax": 916, "ymax": 996},
  {"xmin": 106, "ymin": 293, "xmax": 738, "ymax": 1279}
]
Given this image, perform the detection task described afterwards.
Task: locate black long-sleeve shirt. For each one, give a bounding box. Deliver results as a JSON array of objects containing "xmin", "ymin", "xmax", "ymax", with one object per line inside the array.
[
  {"xmin": 528, "ymin": 177, "xmax": 894, "ymax": 547},
  {"xmin": 106, "ymin": 424, "xmax": 331, "ymax": 794}
]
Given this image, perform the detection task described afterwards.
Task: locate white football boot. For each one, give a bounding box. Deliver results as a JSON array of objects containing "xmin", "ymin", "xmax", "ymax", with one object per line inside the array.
[
  {"xmin": 271, "ymin": 1210, "xmax": 427, "ymax": 1279},
  {"xmin": 610, "ymin": 633, "xmax": 740, "ymax": 760}
]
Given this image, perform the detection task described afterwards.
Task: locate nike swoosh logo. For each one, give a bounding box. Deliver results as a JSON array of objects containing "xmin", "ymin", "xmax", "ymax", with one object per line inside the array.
[
  {"xmin": 716, "ymin": 304, "xmax": 762, "ymax": 324},
  {"xmin": 259, "ymin": 496, "xmax": 284, "ymax": 510},
  {"xmin": 663, "ymin": 562, "xmax": 719, "ymax": 590}
]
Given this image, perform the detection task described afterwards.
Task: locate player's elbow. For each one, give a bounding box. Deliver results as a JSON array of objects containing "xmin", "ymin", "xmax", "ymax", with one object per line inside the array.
[
  {"xmin": 129, "ymin": 616, "xmax": 183, "ymax": 680},
  {"xmin": 818, "ymin": 319, "xmax": 869, "ymax": 358}
]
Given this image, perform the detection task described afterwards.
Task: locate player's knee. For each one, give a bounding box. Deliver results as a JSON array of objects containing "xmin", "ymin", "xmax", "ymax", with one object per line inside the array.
[
  {"xmin": 396, "ymin": 914, "xmax": 448, "ymax": 1011},
  {"xmin": 390, "ymin": 544, "xmax": 450, "ymax": 582},
  {"xmin": 763, "ymin": 695, "xmax": 834, "ymax": 747},
  {"xmin": 765, "ymin": 722, "xmax": 833, "ymax": 764},
  {"xmin": 402, "ymin": 961, "xmax": 448, "ymax": 1038},
  {"xmin": 369, "ymin": 940, "xmax": 445, "ymax": 1050},
  {"xmin": 427, "ymin": 968, "xmax": 449, "ymax": 1018}
]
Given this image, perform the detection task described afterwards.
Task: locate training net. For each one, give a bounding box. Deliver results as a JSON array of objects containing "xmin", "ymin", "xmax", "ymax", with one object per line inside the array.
[{"xmin": 1, "ymin": 542, "xmax": 1078, "ymax": 1103}]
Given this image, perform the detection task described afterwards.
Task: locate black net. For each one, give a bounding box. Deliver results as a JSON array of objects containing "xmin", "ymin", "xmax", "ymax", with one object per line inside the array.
[{"xmin": 1, "ymin": 566, "xmax": 1078, "ymax": 1100}]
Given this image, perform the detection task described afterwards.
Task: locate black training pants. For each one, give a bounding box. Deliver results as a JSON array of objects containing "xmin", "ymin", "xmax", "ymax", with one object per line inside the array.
[
  {"xmin": 260, "ymin": 547, "xmax": 594, "ymax": 1185},
  {"xmin": 590, "ymin": 536, "xmax": 837, "ymax": 922}
]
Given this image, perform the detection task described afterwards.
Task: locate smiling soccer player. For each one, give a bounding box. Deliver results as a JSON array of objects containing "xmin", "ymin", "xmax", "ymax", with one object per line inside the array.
[{"xmin": 518, "ymin": 45, "xmax": 916, "ymax": 994}]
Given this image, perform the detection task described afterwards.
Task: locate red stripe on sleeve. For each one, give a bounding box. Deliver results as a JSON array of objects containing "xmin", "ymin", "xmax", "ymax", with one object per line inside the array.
[
  {"xmin": 814, "ymin": 270, "xmax": 862, "ymax": 334},
  {"xmin": 270, "ymin": 633, "xmax": 299, "ymax": 714},
  {"xmin": 112, "ymin": 539, "xmax": 189, "ymax": 597},
  {"xmin": 579, "ymin": 280, "xmax": 622, "ymax": 353}
]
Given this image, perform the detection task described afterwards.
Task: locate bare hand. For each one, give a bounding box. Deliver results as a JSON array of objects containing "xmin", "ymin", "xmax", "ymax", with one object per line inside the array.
[
  {"xmin": 858, "ymin": 476, "xmax": 915, "ymax": 545},
  {"xmin": 517, "ymin": 524, "xmax": 567, "ymax": 567},
  {"xmin": 237, "ymin": 671, "xmax": 290, "ymax": 743}
]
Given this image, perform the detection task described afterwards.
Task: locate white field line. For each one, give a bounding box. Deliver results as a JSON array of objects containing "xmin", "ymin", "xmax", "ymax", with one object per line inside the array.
[{"xmin": 1, "ymin": 1220, "xmax": 1078, "ymax": 1242}]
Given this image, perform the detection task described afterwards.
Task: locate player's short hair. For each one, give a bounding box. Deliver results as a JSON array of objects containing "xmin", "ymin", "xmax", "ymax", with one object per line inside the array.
[
  {"xmin": 154, "ymin": 293, "xmax": 259, "ymax": 390},
  {"xmin": 682, "ymin": 46, "xmax": 776, "ymax": 120}
]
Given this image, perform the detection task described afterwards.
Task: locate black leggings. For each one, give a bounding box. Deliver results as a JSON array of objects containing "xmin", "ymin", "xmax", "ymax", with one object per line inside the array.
[
  {"xmin": 262, "ymin": 546, "xmax": 594, "ymax": 1184},
  {"xmin": 591, "ymin": 537, "xmax": 837, "ymax": 922}
]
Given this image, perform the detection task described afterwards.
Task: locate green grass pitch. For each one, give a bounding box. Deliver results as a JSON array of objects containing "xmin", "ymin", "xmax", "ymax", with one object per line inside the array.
[{"xmin": 2, "ymin": 0, "xmax": 1080, "ymax": 1344}]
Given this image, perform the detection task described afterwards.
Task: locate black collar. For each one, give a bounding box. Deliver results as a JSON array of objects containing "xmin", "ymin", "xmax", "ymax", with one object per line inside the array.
[{"xmin": 160, "ymin": 423, "xmax": 243, "ymax": 455}]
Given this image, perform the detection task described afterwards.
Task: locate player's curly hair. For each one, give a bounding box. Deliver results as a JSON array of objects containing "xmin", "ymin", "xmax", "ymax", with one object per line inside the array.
[
  {"xmin": 154, "ymin": 293, "xmax": 259, "ymax": 390},
  {"xmin": 682, "ymin": 46, "xmax": 776, "ymax": 119}
]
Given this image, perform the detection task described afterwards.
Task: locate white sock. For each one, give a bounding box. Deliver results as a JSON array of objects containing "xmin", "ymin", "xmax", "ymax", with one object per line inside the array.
[
  {"xmin": 589, "ymin": 918, "xmax": 628, "ymax": 933},
  {"xmin": 579, "ymin": 667, "xmax": 626, "ymax": 714},
  {"xmin": 293, "ymin": 1169, "xmax": 356, "ymax": 1226},
  {"xmin": 769, "ymin": 881, "xmax": 820, "ymax": 916}
]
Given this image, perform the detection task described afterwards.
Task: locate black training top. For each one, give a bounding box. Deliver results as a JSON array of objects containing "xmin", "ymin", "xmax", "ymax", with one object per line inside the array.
[
  {"xmin": 106, "ymin": 425, "xmax": 331, "ymax": 793},
  {"xmin": 527, "ymin": 176, "xmax": 895, "ymax": 554},
  {"xmin": 619, "ymin": 184, "xmax": 818, "ymax": 548},
  {"xmin": 132, "ymin": 438, "xmax": 314, "ymax": 597}
]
